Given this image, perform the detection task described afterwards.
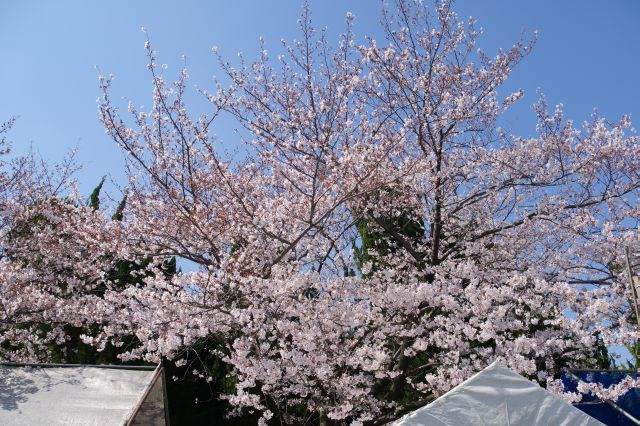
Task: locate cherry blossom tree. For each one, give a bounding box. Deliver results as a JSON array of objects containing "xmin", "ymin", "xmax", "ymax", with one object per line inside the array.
[
  {"xmin": 93, "ymin": 0, "xmax": 640, "ymax": 424},
  {"xmin": 0, "ymin": 118, "xmax": 97, "ymax": 360},
  {"xmin": 0, "ymin": 120, "xmax": 150, "ymax": 363}
]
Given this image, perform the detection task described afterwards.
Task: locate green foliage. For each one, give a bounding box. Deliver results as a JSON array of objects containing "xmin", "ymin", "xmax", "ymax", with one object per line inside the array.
[
  {"xmin": 593, "ymin": 334, "xmax": 613, "ymax": 370},
  {"xmin": 88, "ymin": 176, "xmax": 106, "ymax": 210},
  {"xmin": 112, "ymin": 194, "xmax": 127, "ymax": 221},
  {"xmin": 353, "ymin": 211, "xmax": 426, "ymax": 276}
]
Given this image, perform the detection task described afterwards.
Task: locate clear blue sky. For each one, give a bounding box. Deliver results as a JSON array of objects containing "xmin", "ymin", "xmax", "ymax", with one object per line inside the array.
[{"xmin": 2, "ymin": 1, "xmax": 639, "ymax": 195}]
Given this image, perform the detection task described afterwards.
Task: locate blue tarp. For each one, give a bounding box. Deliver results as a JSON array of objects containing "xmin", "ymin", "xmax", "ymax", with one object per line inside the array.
[{"xmin": 562, "ymin": 370, "xmax": 640, "ymax": 426}]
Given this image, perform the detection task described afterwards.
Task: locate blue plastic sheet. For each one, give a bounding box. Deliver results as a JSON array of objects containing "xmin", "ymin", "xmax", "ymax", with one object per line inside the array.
[{"xmin": 562, "ymin": 370, "xmax": 640, "ymax": 426}]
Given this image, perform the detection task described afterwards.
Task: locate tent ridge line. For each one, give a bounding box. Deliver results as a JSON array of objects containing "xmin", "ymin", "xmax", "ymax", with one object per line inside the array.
[{"xmin": 0, "ymin": 361, "xmax": 157, "ymax": 371}]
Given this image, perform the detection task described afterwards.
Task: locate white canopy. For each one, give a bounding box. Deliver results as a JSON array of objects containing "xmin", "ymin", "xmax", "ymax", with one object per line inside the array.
[
  {"xmin": 390, "ymin": 361, "xmax": 604, "ymax": 426},
  {"xmin": 0, "ymin": 364, "xmax": 164, "ymax": 426}
]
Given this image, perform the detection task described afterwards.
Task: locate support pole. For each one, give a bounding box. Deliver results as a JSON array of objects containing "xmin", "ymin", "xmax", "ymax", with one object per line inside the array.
[{"xmin": 624, "ymin": 246, "xmax": 640, "ymax": 371}]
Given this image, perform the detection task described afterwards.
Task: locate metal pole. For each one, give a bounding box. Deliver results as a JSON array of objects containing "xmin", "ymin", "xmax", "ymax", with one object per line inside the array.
[{"xmin": 624, "ymin": 246, "xmax": 640, "ymax": 371}]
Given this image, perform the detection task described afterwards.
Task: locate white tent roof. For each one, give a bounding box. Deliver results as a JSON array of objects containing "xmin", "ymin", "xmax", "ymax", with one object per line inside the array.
[
  {"xmin": 0, "ymin": 364, "xmax": 161, "ymax": 426},
  {"xmin": 390, "ymin": 361, "xmax": 604, "ymax": 426}
]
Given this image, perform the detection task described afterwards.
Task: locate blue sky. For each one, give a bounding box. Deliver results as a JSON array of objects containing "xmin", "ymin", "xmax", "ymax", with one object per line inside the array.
[
  {"xmin": 2, "ymin": 1, "xmax": 639, "ymax": 362},
  {"xmin": 2, "ymin": 1, "xmax": 639, "ymax": 196}
]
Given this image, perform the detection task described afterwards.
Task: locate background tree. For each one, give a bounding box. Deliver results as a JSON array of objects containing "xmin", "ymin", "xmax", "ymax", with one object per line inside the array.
[{"xmin": 0, "ymin": 118, "xmax": 111, "ymax": 361}]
